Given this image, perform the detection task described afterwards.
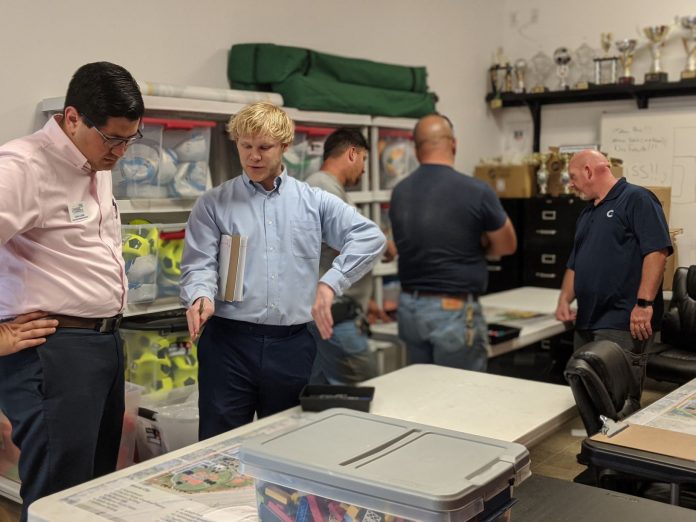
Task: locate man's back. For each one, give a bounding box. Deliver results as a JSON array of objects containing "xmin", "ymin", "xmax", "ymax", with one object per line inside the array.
[{"xmin": 390, "ymin": 164, "xmax": 507, "ymax": 295}]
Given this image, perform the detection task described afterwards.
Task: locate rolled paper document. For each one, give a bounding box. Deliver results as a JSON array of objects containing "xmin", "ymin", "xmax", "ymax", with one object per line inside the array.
[{"xmin": 138, "ymin": 81, "xmax": 284, "ymax": 106}]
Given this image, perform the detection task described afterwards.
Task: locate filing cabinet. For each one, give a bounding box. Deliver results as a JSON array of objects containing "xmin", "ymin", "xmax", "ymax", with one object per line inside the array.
[
  {"xmin": 522, "ymin": 197, "xmax": 585, "ymax": 288},
  {"xmin": 487, "ymin": 198, "xmax": 525, "ymax": 293}
]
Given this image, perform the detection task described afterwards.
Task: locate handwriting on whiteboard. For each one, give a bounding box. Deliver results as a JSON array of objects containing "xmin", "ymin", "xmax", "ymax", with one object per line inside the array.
[{"xmin": 606, "ymin": 126, "xmax": 668, "ymax": 154}]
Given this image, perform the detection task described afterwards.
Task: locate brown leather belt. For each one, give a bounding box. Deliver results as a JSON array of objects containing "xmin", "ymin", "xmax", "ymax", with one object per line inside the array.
[
  {"xmin": 401, "ymin": 289, "xmax": 478, "ymax": 301},
  {"xmin": 47, "ymin": 314, "xmax": 123, "ymax": 333}
]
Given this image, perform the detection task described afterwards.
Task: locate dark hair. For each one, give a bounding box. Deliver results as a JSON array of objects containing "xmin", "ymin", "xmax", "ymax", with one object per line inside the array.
[
  {"xmin": 63, "ymin": 62, "xmax": 144, "ymax": 127},
  {"xmin": 322, "ymin": 127, "xmax": 369, "ymax": 162}
]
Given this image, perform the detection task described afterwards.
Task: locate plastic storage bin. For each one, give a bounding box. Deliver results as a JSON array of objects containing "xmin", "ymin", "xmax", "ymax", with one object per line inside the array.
[
  {"xmin": 378, "ymin": 129, "xmax": 418, "ymax": 190},
  {"xmin": 112, "ymin": 117, "xmax": 215, "ymax": 199},
  {"xmin": 122, "ymin": 222, "xmax": 160, "ymax": 304},
  {"xmin": 137, "ymin": 384, "xmax": 199, "ymax": 459},
  {"xmin": 116, "ymin": 382, "xmax": 144, "ymax": 470},
  {"xmin": 283, "ymin": 125, "xmax": 334, "ymax": 181},
  {"xmin": 120, "ymin": 312, "xmax": 197, "ymax": 394},
  {"xmin": 240, "ymin": 409, "xmax": 530, "ymax": 522}
]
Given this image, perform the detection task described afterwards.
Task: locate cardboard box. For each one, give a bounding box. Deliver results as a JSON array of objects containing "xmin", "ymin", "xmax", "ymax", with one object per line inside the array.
[
  {"xmin": 473, "ymin": 164, "xmax": 536, "ymax": 198},
  {"xmin": 645, "ymin": 186, "xmax": 671, "ymax": 224}
]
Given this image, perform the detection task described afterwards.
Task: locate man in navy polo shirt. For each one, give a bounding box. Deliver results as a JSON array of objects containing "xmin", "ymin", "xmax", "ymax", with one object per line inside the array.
[{"xmin": 555, "ymin": 149, "xmax": 672, "ymax": 392}]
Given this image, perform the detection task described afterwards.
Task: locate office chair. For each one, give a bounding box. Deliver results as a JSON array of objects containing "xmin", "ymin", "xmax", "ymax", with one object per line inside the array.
[
  {"xmin": 647, "ymin": 266, "xmax": 696, "ymax": 385},
  {"xmin": 564, "ymin": 340, "xmax": 641, "ymax": 437}
]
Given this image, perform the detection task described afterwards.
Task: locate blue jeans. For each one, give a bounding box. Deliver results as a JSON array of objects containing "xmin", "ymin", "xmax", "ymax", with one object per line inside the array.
[
  {"xmin": 308, "ymin": 321, "xmax": 377, "ymax": 385},
  {"xmin": 397, "ymin": 292, "xmax": 488, "ymax": 372}
]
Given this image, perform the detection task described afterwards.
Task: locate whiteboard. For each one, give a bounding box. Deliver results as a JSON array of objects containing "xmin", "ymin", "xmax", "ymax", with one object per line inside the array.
[{"xmin": 601, "ymin": 109, "xmax": 696, "ymax": 263}]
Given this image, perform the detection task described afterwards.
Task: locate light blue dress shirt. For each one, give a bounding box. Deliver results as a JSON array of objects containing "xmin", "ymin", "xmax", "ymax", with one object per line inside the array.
[{"xmin": 180, "ymin": 170, "xmax": 386, "ymax": 325}]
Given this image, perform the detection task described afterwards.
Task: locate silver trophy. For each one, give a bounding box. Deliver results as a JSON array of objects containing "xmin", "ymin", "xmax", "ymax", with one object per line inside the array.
[
  {"xmin": 594, "ymin": 32, "xmax": 618, "ymax": 84},
  {"xmin": 573, "ymin": 43, "xmax": 596, "ymax": 89},
  {"xmin": 553, "ymin": 47, "xmax": 572, "ymax": 90},
  {"xmin": 535, "ymin": 153, "xmax": 549, "ymax": 195},
  {"xmin": 559, "ymin": 154, "xmax": 572, "ymax": 195},
  {"xmin": 681, "ymin": 16, "xmax": 696, "ymax": 80},
  {"xmin": 615, "ymin": 38, "xmax": 638, "ymax": 84},
  {"xmin": 529, "ymin": 51, "xmax": 554, "ymax": 93},
  {"xmin": 643, "ymin": 25, "xmax": 671, "ymax": 82},
  {"xmin": 514, "ymin": 58, "xmax": 528, "ymax": 93}
]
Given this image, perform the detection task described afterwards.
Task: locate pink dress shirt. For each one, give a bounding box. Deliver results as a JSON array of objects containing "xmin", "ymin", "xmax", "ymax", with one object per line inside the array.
[{"xmin": 0, "ymin": 116, "xmax": 126, "ymax": 319}]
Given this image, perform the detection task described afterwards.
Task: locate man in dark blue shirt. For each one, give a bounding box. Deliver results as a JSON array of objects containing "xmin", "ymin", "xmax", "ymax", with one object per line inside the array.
[
  {"xmin": 556, "ymin": 149, "xmax": 672, "ymax": 392},
  {"xmin": 390, "ymin": 114, "xmax": 517, "ymax": 371}
]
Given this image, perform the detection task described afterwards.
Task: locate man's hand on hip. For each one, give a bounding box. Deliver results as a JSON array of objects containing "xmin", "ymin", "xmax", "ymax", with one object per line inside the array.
[
  {"xmin": 312, "ymin": 283, "xmax": 336, "ymax": 340},
  {"xmin": 0, "ymin": 312, "xmax": 58, "ymax": 356}
]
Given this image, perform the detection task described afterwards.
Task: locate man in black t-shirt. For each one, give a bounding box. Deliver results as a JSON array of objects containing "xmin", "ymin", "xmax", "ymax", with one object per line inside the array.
[
  {"xmin": 389, "ymin": 114, "xmax": 517, "ymax": 371},
  {"xmin": 555, "ymin": 149, "xmax": 672, "ymax": 392}
]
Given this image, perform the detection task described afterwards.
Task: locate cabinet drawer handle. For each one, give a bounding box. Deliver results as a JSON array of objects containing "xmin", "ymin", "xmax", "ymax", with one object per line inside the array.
[
  {"xmin": 541, "ymin": 254, "xmax": 557, "ymax": 264},
  {"xmin": 487, "ymin": 266, "xmax": 503, "ymax": 272},
  {"xmin": 542, "ymin": 210, "xmax": 557, "ymax": 221},
  {"xmin": 535, "ymin": 272, "xmax": 557, "ymax": 279},
  {"xmin": 535, "ymin": 229, "xmax": 557, "ymax": 236}
]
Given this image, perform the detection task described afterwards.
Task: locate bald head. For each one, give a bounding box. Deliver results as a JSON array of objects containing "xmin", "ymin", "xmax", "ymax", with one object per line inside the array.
[
  {"xmin": 413, "ymin": 114, "xmax": 456, "ymax": 166},
  {"xmin": 568, "ymin": 149, "xmax": 616, "ymax": 202}
]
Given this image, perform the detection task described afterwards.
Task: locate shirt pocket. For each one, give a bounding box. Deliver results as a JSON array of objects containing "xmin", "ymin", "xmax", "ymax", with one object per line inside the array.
[{"xmin": 291, "ymin": 219, "xmax": 321, "ymax": 259}]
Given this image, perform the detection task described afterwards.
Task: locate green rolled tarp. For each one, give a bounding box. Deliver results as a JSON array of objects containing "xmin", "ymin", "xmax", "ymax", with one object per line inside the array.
[{"xmin": 227, "ymin": 43, "xmax": 437, "ymax": 117}]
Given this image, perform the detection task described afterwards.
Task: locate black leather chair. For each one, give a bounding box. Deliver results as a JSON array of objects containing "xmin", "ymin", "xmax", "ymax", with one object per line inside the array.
[
  {"xmin": 564, "ymin": 340, "xmax": 641, "ymax": 436},
  {"xmin": 647, "ymin": 266, "xmax": 696, "ymax": 385}
]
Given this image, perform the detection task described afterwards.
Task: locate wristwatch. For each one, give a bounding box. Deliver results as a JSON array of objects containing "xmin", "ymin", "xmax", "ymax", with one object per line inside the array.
[{"xmin": 636, "ymin": 298, "xmax": 654, "ymax": 308}]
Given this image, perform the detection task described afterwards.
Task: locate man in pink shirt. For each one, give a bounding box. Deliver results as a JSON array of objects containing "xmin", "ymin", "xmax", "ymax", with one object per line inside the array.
[{"xmin": 0, "ymin": 62, "xmax": 144, "ymax": 521}]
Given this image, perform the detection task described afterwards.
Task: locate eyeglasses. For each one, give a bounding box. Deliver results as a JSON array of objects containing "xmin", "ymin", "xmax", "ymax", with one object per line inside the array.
[{"xmin": 82, "ymin": 115, "xmax": 143, "ymax": 149}]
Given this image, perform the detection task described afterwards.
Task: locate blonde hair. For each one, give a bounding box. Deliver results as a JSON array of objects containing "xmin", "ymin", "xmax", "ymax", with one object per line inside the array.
[{"xmin": 226, "ymin": 102, "xmax": 294, "ymax": 144}]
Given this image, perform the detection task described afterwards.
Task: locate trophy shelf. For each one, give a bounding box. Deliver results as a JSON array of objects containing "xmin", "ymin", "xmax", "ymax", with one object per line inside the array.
[{"xmin": 485, "ymin": 80, "xmax": 696, "ymax": 152}]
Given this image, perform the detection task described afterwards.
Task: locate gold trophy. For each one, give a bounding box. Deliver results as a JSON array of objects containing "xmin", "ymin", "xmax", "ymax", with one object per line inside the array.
[
  {"xmin": 615, "ymin": 39, "xmax": 638, "ymax": 84},
  {"xmin": 594, "ymin": 32, "xmax": 618, "ymax": 84},
  {"xmin": 681, "ymin": 16, "xmax": 696, "ymax": 80},
  {"xmin": 643, "ymin": 25, "xmax": 671, "ymax": 82}
]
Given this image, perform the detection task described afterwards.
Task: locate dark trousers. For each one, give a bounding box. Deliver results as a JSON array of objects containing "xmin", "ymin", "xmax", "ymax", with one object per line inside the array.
[
  {"xmin": 197, "ymin": 317, "xmax": 316, "ymax": 440},
  {"xmin": 0, "ymin": 329, "xmax": 124, "ymax": 522}
]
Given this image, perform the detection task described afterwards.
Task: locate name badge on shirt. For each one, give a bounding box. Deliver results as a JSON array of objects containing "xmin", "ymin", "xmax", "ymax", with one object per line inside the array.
[{"xmin": 68, "ymin": 201, "xmax": 88, "ymax": 222}]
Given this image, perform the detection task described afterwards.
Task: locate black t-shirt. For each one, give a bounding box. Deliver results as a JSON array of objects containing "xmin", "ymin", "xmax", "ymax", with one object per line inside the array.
[
  {"xmin": 389, "ymin": 164, "xmax": 507, "ymax": 294},
  {"xmin": 568, "ymin": 178, "xmax": 673, "ymax": 331}
]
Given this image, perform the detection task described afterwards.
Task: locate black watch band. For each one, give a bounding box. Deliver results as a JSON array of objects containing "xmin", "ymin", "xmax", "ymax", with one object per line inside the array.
[{"xmin": 636, "ymin": 298, "xmax": 654, "ymax": 308}]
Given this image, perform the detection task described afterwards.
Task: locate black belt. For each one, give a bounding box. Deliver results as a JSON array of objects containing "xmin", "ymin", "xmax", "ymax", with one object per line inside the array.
[
  {"xmin": 216, "ymin": 317, "xmax": 308, "ymax": 337},
  {"xmin": 47, "ymin": 314, "xmax": 123, "ymax": 333},
  {"xmin": 402, "ymin": 289, "xmax": 478, "ymax": 301}
]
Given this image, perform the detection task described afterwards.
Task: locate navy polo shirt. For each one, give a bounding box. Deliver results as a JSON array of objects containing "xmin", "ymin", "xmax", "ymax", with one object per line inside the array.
[
  {"xmin": 390, "ymin": 164, "xmax": 507, "ymax": 294},
  {"xmin": 568, "ymin": 178, "xmax": 672, "ymax": 331}
]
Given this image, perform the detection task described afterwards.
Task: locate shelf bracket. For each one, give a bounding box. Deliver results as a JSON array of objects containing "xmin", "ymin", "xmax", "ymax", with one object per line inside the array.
[
  {"xmin": 525, "ymin": 101, "xmax": 542, "ymax": 152},
  {"xmin": 635, "ymin": 94, "xmax": 649, "ymax": 109}
]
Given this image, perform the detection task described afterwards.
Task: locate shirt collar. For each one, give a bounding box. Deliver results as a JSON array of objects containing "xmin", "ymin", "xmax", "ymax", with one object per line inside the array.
[
  {"xmin": 596, "ymin": 177, "xmax": 626, "ymax": 205},
  {"xmin": 45, "ymin": 115, "xmax": 93, "ymax": 174},
  {"xmin": 242, "ymin": 167, "xmax": 287, "ymax": 195}
]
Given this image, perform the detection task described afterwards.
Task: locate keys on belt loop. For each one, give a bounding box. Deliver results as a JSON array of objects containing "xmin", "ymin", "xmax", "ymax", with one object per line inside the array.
[{"xmin": 465, "ymin": 303, "xmax": 474, "ymax": 348}]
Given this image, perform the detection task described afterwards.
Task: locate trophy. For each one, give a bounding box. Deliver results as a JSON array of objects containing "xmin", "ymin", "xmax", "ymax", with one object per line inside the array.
[
  {"xmin": 559, "ymin": 154, "xmax": 572, "ymax": 195},
  {"xmin": 553, "ymin": 47, "xmax": 572, "ymax": 90},
  {"xmin": 535, "ymin": 153, "xmax": 549, "ymax": 195},
  {"xmin": 502, "ymin": 63, "xmax": 514, "ymax": 93},
  {"xmin": 573, "ymin": 43, "xmax": 596, "ymax": 89},
  {"xmin": 529, "ymin": 51, "xmax": 554, "ymax": 93},
  {"xmin": 514, "ymin": 58, "xmax": 527, "ymax": 93},
  {"xmin": 615, "ymin": 39, "xmax": 638, "ymax": 84},
  {"xmin": 681, "ymin": 16, "xmax": 696, "ymax": 80},
  {"xmin": 643, "ymin": 25, "xmax": 671, "ymax": 82},
  {"xmin": 594, "ymin": 32, "xmax": 618, "ymax": 84}
]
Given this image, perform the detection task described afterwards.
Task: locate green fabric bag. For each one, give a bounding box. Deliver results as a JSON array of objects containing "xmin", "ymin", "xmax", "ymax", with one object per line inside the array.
[{"xmin": 272, "ymin": 74, "xmax": 436, "ymax": 118}]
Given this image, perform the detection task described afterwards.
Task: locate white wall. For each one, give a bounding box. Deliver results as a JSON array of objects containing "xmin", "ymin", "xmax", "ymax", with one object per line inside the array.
[
  {"xmin": 0, "ymin": 0, "xmax": 504, "ymax": 174},
  {"xmin": 498, "ymin": 0, "xmax": 696, "ymax": 152}
]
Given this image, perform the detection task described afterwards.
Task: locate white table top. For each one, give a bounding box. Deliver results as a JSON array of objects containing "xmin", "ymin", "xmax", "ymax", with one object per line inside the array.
[
  {"xmin": 29, "ymin": 364, "xmax": 576, "ymax": 521},
  {"xmin": 371, "ymin": 286, "xmax": 568, "ymax": 358}
]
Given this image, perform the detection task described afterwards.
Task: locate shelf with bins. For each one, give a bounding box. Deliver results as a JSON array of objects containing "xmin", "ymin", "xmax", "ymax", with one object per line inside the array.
[
  {"xmin": 41, "ymin": 96, "xmax": 414, "ymax": 316},
  {"xmin": 485, "ymin": 80, "xmax": 696, "ymax": 152}
]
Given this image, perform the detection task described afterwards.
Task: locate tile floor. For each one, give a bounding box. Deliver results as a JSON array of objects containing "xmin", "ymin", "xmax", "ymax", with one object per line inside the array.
[{"xmin": 0, "ymin": 378, "xmax": 680, "ymax": 522}]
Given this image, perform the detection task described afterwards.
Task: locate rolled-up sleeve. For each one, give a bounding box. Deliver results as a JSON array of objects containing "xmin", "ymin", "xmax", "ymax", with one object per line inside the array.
[{"xmin": 318, "ymin": 191, "xmax": 386, "ymax": 295}]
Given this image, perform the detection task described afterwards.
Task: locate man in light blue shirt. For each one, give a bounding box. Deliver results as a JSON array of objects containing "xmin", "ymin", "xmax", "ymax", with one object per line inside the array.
[{"xmin": 180, "ymin": 102, "xmax": 386, "ymax": 438}]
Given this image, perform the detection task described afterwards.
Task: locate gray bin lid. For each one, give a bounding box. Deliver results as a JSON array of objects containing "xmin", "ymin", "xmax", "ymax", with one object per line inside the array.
[{"xmin": 240, "ymin": 409, "xmax": 529, "ymax": 515}]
